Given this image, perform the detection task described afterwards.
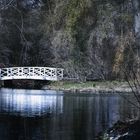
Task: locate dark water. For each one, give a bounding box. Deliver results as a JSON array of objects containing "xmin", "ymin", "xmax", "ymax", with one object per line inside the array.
[{"xmin": 0, "ymin": 88, "xmax": 139, "ymax": 140}]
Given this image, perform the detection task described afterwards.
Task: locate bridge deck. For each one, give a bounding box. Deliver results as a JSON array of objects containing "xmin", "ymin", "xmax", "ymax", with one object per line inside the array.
[{"xmin": 0, "ymin": 67, "xmax": 63, "ymax": 81}]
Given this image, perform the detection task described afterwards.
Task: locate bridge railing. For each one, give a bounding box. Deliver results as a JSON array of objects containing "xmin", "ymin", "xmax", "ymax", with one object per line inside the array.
[{"xmin": 0, "ymin": 67, "xmax": 64, "ymax": 81}]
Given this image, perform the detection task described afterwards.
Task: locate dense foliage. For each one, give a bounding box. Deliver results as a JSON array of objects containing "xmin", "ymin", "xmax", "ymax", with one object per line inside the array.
[{"xmin": 0, "ymin": 0, "xmax": 139, "ymax": 81}]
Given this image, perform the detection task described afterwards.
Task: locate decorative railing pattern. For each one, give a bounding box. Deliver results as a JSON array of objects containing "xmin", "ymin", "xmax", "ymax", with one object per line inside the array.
[{"xmin": 0, "ymin": 67, "xmax": 63, "ymax": 81}]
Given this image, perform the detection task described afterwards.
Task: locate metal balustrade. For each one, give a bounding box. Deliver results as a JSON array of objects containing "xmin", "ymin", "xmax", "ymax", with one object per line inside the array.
[{"xmin": 0, "ymin": 67, "xmax": 63, "ymax": 81}]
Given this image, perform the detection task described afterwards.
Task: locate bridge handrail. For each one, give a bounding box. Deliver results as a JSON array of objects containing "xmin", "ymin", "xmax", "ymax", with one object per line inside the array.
[
  {"xmin": 0, "ymin": 67, "xmax": 64, "ymax": 81},
  {"xmin": 0, "ymin": 66, "xmax": 63, "ymax": 69}
]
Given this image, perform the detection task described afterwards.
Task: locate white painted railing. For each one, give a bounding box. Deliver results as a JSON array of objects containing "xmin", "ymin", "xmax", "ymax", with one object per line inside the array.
[{"xmin": 0, "ymin": 67, "xmax": 63, "ymax": 81}]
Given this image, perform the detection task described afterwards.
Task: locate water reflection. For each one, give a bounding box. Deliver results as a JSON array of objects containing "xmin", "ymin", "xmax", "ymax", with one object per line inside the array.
[
  {"xmin": 0, "ymin": 89, "xmax": 139, "ymax": 140},
  {"xmin": 0, "ymin": 88, "xmax": 63, "ymax": 116}
]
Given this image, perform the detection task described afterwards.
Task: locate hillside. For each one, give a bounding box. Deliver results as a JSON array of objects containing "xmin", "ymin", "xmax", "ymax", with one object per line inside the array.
[{"xmin": 0, "ymin": 0, "xmax": 139, "ymax": 81}]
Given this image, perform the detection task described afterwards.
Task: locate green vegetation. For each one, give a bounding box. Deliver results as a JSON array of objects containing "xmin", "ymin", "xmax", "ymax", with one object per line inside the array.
[
  {"xmin": 48, "ymin": 80, "xmax": 128, "ymax": 92},
  {"xmin": 120, "ymin": 13, "xmax": 133, "ymax": 24},
  {"xmin": 49, "ymin": 81, "xmax": 96, "ymax": 89},
  {"xmin": 65, "ymin": 0, "xmax": 87, "ymax": 33}
]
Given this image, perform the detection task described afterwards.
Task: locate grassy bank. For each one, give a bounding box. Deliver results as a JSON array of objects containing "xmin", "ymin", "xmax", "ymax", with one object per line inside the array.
[{"xmin": 43, "ymin": 81, "xmax": 131, "ymax": 93}]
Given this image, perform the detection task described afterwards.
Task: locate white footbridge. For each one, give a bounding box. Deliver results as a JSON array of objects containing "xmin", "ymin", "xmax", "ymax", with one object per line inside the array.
[{"xmin": 0, "ymin": 67, "xmax": 63, "ymax": 81}]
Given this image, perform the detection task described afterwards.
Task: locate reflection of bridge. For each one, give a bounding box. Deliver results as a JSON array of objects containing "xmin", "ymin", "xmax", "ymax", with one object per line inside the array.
[
  {"xmin": 0, "ymin": 89, "xmax": 64, "ymax": 117},
  {"xmin": 0, "ymin": 67, "xmax": 63, "ymax": 81}
]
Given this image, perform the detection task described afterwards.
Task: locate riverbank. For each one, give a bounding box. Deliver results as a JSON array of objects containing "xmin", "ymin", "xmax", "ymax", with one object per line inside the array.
[
  {"xmin": 42, "ymin": 81, "xmax": 133, "ymax": 93},
  {"xmin": 97, "ymin": 119, "xmax": 140, "ymax": 140}
]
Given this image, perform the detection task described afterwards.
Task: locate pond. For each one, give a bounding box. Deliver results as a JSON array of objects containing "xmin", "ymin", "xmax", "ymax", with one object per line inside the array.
[{"xmin": 0, "ymin": 88, "xmax": 139, "ymax": 140}]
